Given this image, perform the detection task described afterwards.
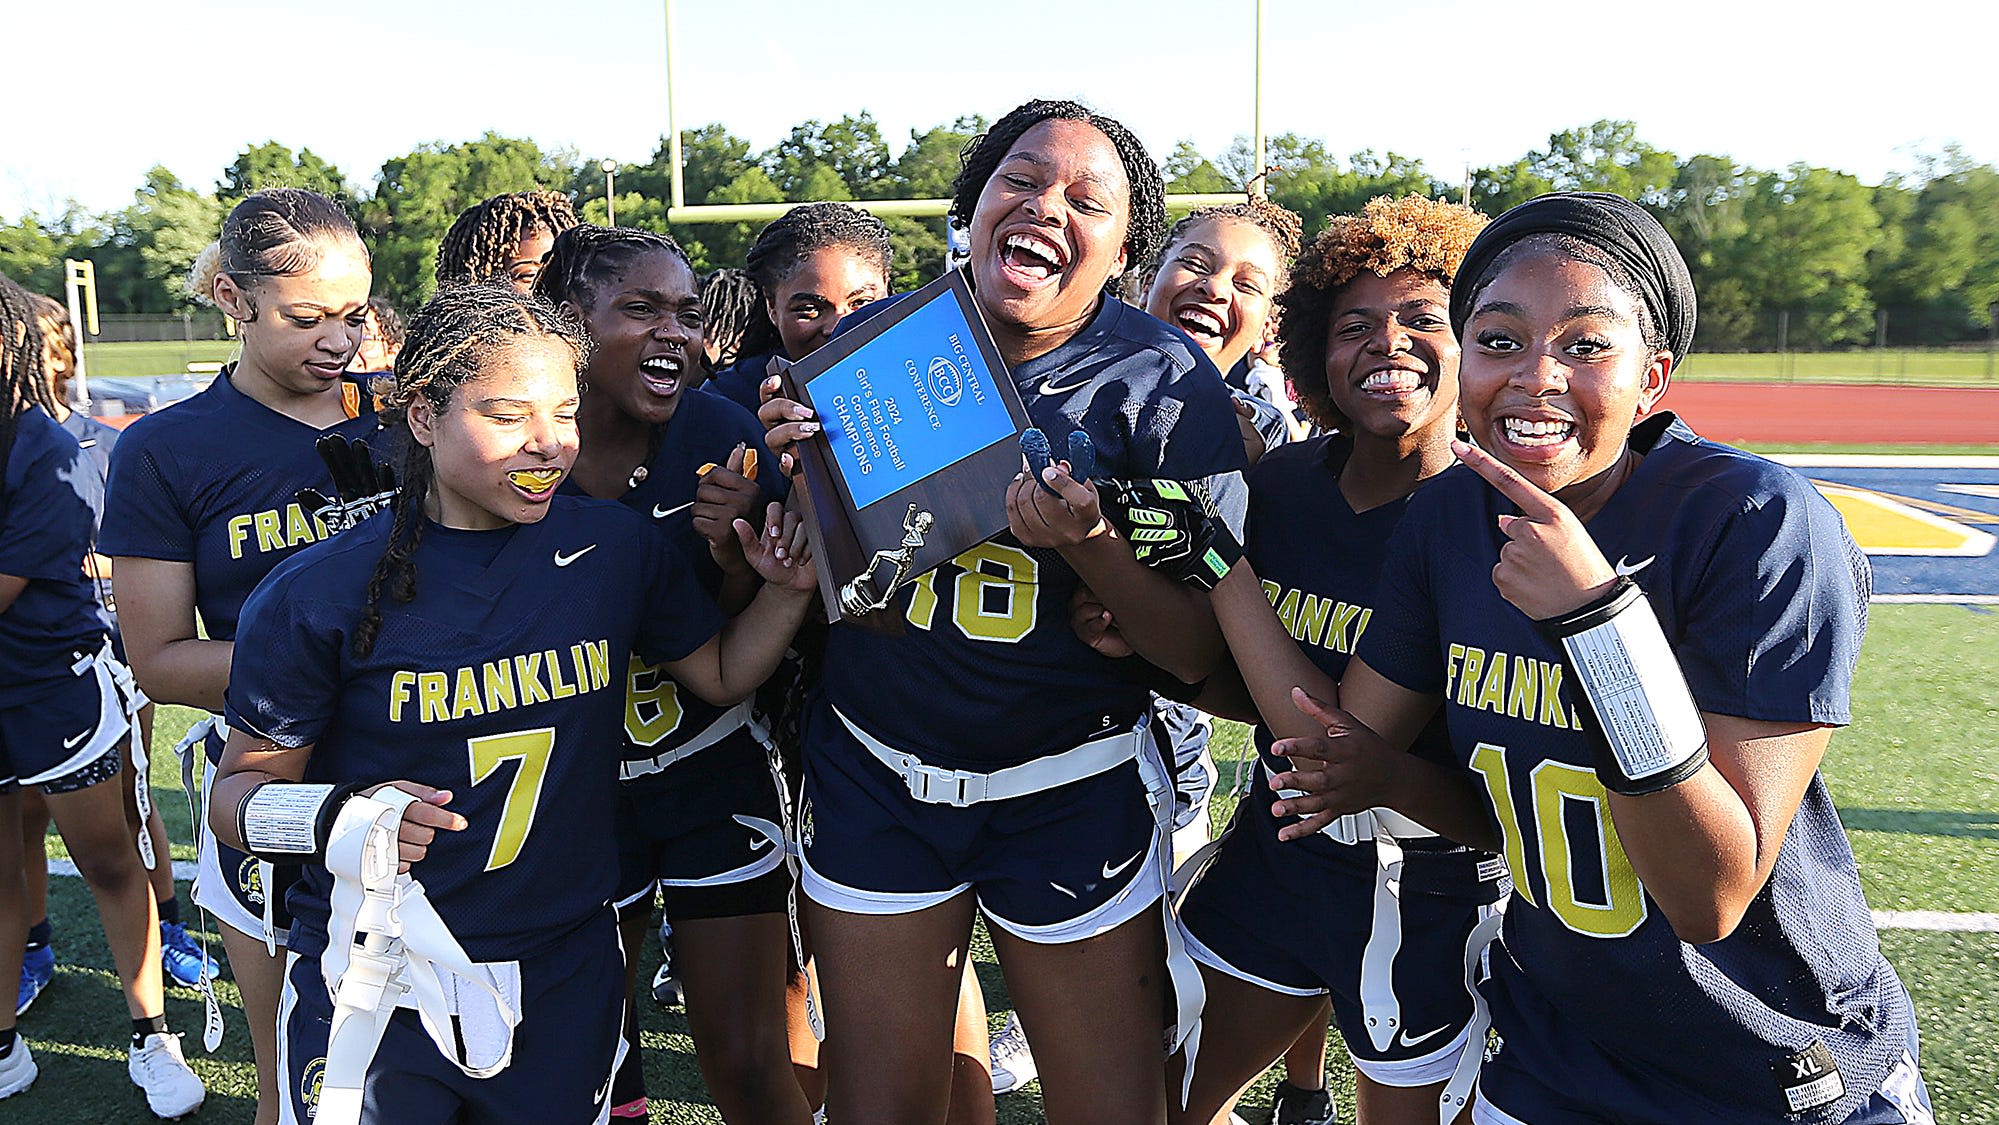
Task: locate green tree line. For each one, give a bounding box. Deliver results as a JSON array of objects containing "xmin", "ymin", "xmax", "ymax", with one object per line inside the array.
[{"xmin": 4, "ymin": 117, "xmax": 1995, "ymax": 352}]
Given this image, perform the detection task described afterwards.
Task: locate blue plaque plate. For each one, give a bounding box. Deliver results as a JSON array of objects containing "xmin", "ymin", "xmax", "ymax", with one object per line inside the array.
[
  {"xmin": 810, "ymin": 284, "xmax": 1020, "ymax": 510},
  {"xmin": 783, "ymin": 268, "xmax": 1033, "ymax": 625}
]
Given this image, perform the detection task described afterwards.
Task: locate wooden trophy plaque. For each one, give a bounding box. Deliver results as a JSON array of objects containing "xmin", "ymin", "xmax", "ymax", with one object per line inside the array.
[{"xmin": 779, "ymin": 268, "xmax": 1031, "ymax": 629}]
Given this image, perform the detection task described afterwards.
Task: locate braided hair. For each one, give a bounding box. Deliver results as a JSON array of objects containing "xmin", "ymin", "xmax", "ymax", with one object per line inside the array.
[
  {"xmin": 434, "ymin": 191, "xmax": 579, "ymax": 289},
  {"xmin": 739, "ymin": 203, "xmax": 894, "ymax": 358},
  {"xmin": 950, "ymin": 100, "xmax": 1167, "ymax": 291},
  {"xmin": 699, "ymin": 268, "xmax": 759, "ymax": 370},
  {"xmin": 1, "ymin": 275, "xmax": 58, "ymax": 493},
  {"xmin": 1151, "ymin": 196, "xmax": 1304, "ymax": 291},
  {"xmin": 351, "ymin": 284, "xmax": 590, "ymax": 658},
  {"xmin": 1276, "ymin": 195, "xmax": 1487, "ymax": 432},
  {"xmin": 187, "ymin": 189, "xmax": 367, "ymax": 320},
  {"xmin": 531, "ymin": 224, "xmax": 692, "ymax": 318}
]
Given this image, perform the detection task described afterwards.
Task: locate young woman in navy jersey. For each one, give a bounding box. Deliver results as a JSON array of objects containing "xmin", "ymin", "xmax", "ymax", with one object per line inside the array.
[
  {"xmin": 1166, "ymin": 196, "xmax": 1506, "ymax": 1125},
  {"xmin": 535, "ymin": 225, "xmax": 805, "ymax": 1124},
  {"xmin": 1268, "ymin": 192, "xmax": 1932, "ymax": 1125},
  {"xmin": 705, "ymin": 202, "xmax": 893, "ymax": 415},
  {"xmin": 16, "ymin": 293, "xmax": 220, "ymax": 1016},
  {"xmin": 102, "ymin": 188, "xmax": 382, "ymax": 1125},
  {"xmin": 0, "ymin": 276, "xmax": 206, "ymax": 1114},
  {"xmin": 208, "ymin": 283, "xmax": 816, "ymax": 1125},
  {"xmin": 996, "ymin": 194, "xmax": 1306, "ymax": 1106},
  {"xmin": 762, "ymin": 99, "xmax": 1248, "ymax": 1124}
]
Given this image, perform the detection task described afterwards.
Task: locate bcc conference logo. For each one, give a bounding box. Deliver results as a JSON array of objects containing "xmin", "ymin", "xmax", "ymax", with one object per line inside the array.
[{"xmin": 927, "ymin": 356, "xmax": 963, "ymax": 406}]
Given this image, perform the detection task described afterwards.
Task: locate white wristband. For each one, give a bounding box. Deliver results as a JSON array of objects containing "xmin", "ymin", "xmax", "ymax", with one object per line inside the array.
[
  {"xmin": 1544, "ymin": 578, "xmax": 1709, "ymax": 795},
  {"xmin": 239, "ymin": 782, "xmax": 345, "ymax": 859}
]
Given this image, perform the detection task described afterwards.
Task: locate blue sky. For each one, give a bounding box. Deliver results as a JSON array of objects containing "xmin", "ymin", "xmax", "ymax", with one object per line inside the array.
[{"xmin": 7, "ymin": 0, "xmax": 1994, "ymax": 219}]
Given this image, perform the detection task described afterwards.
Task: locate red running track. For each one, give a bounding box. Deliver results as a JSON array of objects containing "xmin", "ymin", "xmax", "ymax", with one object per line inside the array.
[{"xmin": 1664, "ymin": 383, "xmax": 1999, "ymax": 445}]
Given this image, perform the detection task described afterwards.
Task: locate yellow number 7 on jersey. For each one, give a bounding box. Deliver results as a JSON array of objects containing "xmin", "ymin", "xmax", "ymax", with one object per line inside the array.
[{"xmin": 466, "ymin": 727, "xmax": 555, "ymax": 871}]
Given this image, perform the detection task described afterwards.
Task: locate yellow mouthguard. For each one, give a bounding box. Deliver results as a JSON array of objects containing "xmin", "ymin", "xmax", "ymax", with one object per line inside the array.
[{"xmin": 507, "ymin": 468, "xmax": 564, "ymax": 490}]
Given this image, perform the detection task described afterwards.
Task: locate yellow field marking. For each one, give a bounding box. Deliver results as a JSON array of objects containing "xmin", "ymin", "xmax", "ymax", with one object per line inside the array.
[{"xmin": 1812, "ymin": 481, "xmax": 1997, "ymax": 557}]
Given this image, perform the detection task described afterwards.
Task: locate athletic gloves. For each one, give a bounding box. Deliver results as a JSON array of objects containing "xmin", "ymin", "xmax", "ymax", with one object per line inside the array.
[
  {"xmin": 297, "ymin": 434, "xmax": 398, "ymax": 535},
  {"xmin": 1020, "ymin": 427, "xmax": 1241, "ymax": 590}
]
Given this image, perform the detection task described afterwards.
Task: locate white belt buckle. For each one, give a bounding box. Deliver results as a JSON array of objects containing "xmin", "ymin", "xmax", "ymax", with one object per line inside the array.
[{"xmin": 899, "ymin": 757, "xmax": 985, "ymax": 807}]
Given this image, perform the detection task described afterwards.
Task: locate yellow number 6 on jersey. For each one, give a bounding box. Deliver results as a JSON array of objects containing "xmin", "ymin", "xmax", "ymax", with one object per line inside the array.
[{"xmin": 466, "ymin": 727, "xmax": 556, "ymax": 872}]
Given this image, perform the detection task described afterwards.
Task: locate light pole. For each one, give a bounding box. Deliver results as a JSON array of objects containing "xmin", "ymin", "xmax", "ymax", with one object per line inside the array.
[{"xmin": 603, "ymin": 159, "xmax": 619, "ymax": 227}]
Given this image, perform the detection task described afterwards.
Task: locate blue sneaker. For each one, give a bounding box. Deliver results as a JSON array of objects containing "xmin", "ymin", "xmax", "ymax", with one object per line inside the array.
[
  {"xmin": 16, "ymin": 945, "xmax": 54, "ymax": 1017},
  {"xmin": 160, "ymin": 922, "xmax": 221, "ymax": 987}
]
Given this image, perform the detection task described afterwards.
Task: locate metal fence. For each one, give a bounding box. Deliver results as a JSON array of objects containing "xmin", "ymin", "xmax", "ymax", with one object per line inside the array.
[{"xmin": 92, "ymin": 312, "xmax": 231, "ymax": 343}]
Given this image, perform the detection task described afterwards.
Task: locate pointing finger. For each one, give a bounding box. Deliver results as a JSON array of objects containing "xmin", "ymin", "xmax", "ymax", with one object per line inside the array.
[{"xmin": 1451, "ymin": 439, "xmax": 1565, "ymax": 520}]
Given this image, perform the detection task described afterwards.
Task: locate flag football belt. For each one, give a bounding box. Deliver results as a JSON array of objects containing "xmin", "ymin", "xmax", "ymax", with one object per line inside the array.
[
  {"xmin": 1251, "ymin": 766, "xmax": 1453, "ymax": 1062},
  {"xmin": 169, "ymin": 712, "xmax": 231, "ymax": 1051},
  {"xmin": 618, "ymin": 701, "xmax": 757, "ymax": 781},
  {"xmin": 835, "ymin": 705, "xmax": 1146, "ymax": 807},
  {"xmin": 317, "ymin": 788, "xmax": 522, "ymax": 1125}
]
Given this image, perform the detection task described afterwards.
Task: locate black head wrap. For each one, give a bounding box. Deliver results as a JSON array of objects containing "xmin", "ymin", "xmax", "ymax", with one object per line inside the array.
[{"xmin": 1451, "ymin": 191, "xmax": 1696, "ymax": 362}]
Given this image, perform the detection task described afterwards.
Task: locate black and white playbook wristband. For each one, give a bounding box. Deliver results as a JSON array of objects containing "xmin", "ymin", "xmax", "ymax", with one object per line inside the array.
[
  {"xmin": 1538, "ymin": 577, "xmax": 1710, "ymax": 796},
  {"xmin": 236, "ymin": 781, "xmax": 360, "ymax": 862}
]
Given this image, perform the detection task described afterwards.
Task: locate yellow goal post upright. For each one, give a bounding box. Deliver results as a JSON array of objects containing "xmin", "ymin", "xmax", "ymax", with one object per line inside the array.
[
  {"xmin": 653, "ymin": 0, "xmax": 1269, "ymax": 230},
  {"xmin": 62, "ymin": 257, "xmax": 99, "ymax": 406}
]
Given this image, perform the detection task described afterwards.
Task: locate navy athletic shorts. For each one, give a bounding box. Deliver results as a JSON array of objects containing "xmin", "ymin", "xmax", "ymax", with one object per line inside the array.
[
  {"xmin": 798, "ymin": 698, "xmax": 1163, "ymax": 943},
  {"xmin": 613, "ymin": 727, "xmax": 791, "ymax": 922},
  {"xmin": 0, "ymin": 647, "xmax": 129, "ymax": 795},
  {"xmin": 1178, "ymin": 760, "xmax": 1508, "ymax": 1086}
]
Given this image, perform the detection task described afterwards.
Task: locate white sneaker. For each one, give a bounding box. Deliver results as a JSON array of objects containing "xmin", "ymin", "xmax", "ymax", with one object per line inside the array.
[
  {"xmin": 128, "ymin": 1032, "xmax": 205, "ymax": 1118},
  {"xmin": 989, "ymin": 1011, "xmax": 1037, "ymax": 1095},
  {"xmin": 0, "ymin": 1038, "xmax": 37, "ymax": 1100}
]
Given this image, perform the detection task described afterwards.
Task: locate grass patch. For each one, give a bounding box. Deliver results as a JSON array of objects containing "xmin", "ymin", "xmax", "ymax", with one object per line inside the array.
[
  {"xmin": 20, "ymin": 604, "xmax": 1996, "ymax": 1122},
  {"xmin": 1684, "ymin": 350, "xmax": 1999, "ymax": 387},
  {"xmin": 79, "ymin": 340, "xmax": 239, "ymax": 379}
]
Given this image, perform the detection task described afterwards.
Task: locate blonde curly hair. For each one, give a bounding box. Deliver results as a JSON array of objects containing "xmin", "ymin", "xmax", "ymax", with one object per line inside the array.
[{"xmin": 1277, "ymin": 196, "xmax": 1487, "ymax": 431}]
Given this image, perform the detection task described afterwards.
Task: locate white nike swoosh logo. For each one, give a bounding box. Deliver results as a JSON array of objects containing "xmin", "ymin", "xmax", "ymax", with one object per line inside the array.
[
  {"xmin": 554, "ymin": 545, "xmax": 598, "ymax": 567},
  {"xmin": 1101, "ymin": 851, "xmax": 1143, "ymax": 880},
  {"xmin": 653, "ymin": 501, "xmax": 693, "ymax": 519},
  {"xmin": 1398, "ymin": 1023, "xmax": 1453, "ymax": 1049},
  {"xmin": 1036, "ymin": 373, "xmax": 1093, "ymax": 396},
  {"xmin": 1614, "ymin": 555, "xmax": 1655, "ymax": 577},
  {"xmin": 63, "ymin": 729, "xmax": 91, "ymax": 749}
]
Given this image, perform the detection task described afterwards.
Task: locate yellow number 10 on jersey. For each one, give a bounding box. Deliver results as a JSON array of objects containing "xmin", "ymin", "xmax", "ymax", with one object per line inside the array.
[
  {"xmin": 1470, "ymin": 742, "xmax": 1648, "ymax": 939},
  {"xmin": 466, "ymin": 727, "xmax": 556, "ymax": 871}
]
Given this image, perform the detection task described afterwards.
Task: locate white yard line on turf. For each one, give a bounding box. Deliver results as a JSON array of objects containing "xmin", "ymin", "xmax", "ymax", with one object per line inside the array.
[
  {"xmin": 1872, "ymin": 911, "xmax": 1999, "ymax": 933},
  {"xmin": 48, "ymin": 861, "xmax": 1999, "ymax": 932}
]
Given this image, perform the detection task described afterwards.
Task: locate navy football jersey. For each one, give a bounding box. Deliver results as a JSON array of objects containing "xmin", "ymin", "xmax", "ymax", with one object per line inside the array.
[
  {"xmin": 819, "ymin": 294, "xmax": 1249, "ymax": 768},
  {"xmin": 559, "ymin": 390, "xmax": 784, "ymax": 764},
  {"xmin": 225, "ymin": 496, "xmax": 725, "ymax": 962},
  {"xmin": 0, "ymin": 406, "xmax": 110, "ymax": 705},
  {"xmin": 99, "ymin": 366, "xmax": 381, "ymax": 643},
  {"xmin": 706, "ymin": 350, "xmax": 783, "ymax": 417},
  {"xmin": 1238, "ymin": 435, "xmax": 1491, "ymax": 892},
  {"xmin": 1357, "ymin": 414, "xmax": 1910, "ymax": 1122},
  {"xmin": 60, "ymin": 410, "xmax": 121, "ymax": 616}
]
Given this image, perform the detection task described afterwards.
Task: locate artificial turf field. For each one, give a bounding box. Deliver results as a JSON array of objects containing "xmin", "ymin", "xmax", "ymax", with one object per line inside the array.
[{"xmin": 17, "ymin": 603, "xmax": 1997, "ymax": 1124}]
